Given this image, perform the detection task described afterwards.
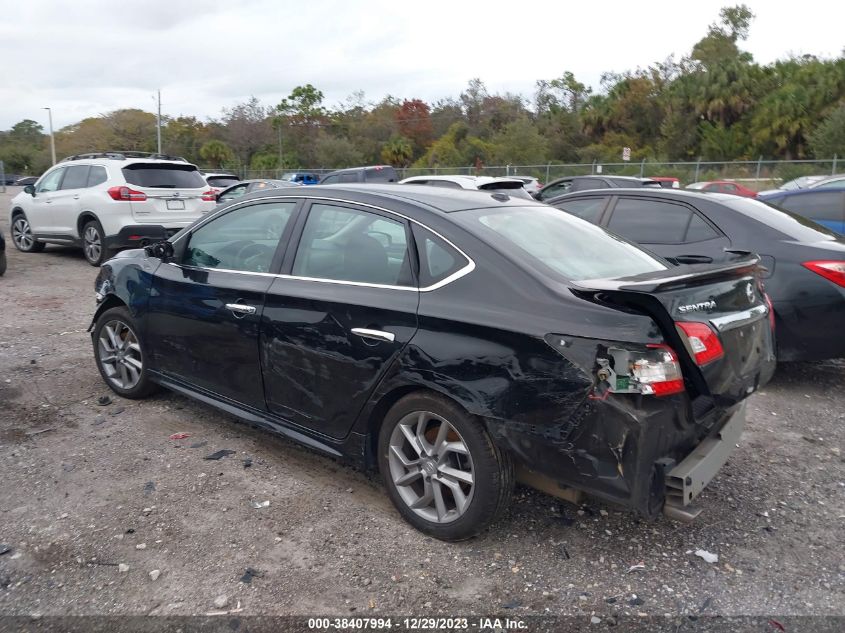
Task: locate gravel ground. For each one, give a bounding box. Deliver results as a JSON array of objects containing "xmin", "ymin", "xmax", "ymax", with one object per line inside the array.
[{"xmin": 0, "ymin": 188, "xmax": 843, "ymax": 624}]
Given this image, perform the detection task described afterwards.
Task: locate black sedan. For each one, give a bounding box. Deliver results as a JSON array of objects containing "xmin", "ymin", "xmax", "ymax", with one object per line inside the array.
[
  {"xmin": 547, "ymin": 188, "xmax": 845, "ymax": 361},
  {"xmin": 89, "ymin": 185, "xmax": 775, "ymax": 540}
]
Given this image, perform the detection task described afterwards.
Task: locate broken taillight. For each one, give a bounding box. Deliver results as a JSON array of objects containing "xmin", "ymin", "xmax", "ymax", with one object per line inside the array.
[
  {"xmin": 595, "ymin": 343, "xmax": 685, "ymax": 397},
  {"xmin": 675, "ymin": 321, "xmax": 724, "ymax": 366}
]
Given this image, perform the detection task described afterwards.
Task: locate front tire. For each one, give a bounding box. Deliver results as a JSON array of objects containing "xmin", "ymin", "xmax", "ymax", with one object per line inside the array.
[
  {"xmin": 82, "ymin": 219, "xmax": 115, "ymax": 266},
  {"xmin": 378, "ymin": 392, "xmax": 514, "ymax": 541},
  {"xmin": 11, "ymin": 214, "xmax": 46, "ymax": 253},
  {"xmin": 92, "ymin": 306, "xmax": 157, "ymax": 399}
]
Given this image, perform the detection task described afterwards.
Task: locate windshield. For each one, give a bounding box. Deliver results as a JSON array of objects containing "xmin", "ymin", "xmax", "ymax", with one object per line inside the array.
[
  {"xmin": 457, "ymin": 206, "xmax": 666, "ymax": 281},
  {"xmin": 724, "ymin": 197, "xmax": 841, "ymax": 242}
]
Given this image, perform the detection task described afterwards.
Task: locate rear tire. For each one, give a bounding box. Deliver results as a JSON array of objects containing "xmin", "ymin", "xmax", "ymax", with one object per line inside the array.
[
  {"xmin": 0, "ymin": 251, "xmax": 6, "ymax": 276},
  {"xmin": 92, "ymin": 306, "xmax": 157, "ymax": 399},
  {"xmin": 11, "ymin": 214, "xmax": 46, "ymax": 253},
  {"xmin": 378, "ymin": 392, "xmax": 514, "ymax": 541},
  {"xmin": 82, "ymin": 219, "xmax": 115, "ymax": 266}
]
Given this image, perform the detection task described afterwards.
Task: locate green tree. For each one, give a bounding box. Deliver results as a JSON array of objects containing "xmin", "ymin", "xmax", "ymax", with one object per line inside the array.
[
  {"xmin": 490, "ymin": 117, "xmax": 549, "ymax": 165},
  {"xmin": 313, "ymin": 133, "xmax": 363, "ymax": 168},
  {"xmin": 199, "ymin": 140, "xmax": 234, "ymax": 168},
  {"xmin": 380, "ymin": 136, "xmax": 414, "ymax": 167},
  {"xmin": 808, "ymin": 104, "xmax": 845, "ymax": 158}
]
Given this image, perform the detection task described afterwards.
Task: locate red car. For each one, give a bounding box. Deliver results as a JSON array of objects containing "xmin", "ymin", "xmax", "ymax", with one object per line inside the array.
[{"xmin": 686, "ymin": 180, "xmax": 757, "ymax": 197}]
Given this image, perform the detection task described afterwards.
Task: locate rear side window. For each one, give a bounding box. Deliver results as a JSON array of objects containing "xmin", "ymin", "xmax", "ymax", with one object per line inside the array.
[
  {"xmin": 814, "ymin": 178, "xmax": 845, "ymax": 189},
  {"xmin": 87, "ymin": 166, "xmax": 108, "ymax": 187},
  {"xmin": 554, "ymin": 197, "xmax": 608, "ymax": 223},
  {"xmin": 365, "ymin": 167, "xmax": 397, "ymax": 182},
  {"xmin": 608, "ymin": 198, "xmax": 694, "ymax": 243},
  {"xmin": 123, "ymin": 163, "xmax": 206, "ymax": 189},
  {"xmin": 779, "ymin": 192, "xmax": 844, "ymax": 222},
  {"xmin": 60, "ymin": 165, "xmax": 90, "ymax": 190},
  {"xmin": 293, "ymin": 203, "xmax": 412, "ymax": 286},
  {"xmin": 412, "ymin": 225, "xmax": 469, "ymax": 287},
  {"xmin": 684, "ymin": 214, "xmax": 720, "ymax": 242},
  {"xmin": 320, "ymin": 175, "xmax": 339, "ymax": 185},
  {"xmin": 207, "ymin": 176, "xmax": 239, "ymax": 188},
  {"xmin": 338, "ymin": 172, "xmax": 359, "ymax": 183}
]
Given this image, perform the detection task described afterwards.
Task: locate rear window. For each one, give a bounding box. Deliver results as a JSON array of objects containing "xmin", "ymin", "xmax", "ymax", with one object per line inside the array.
[
  {"xmin": 778, "ymin": 192, "xmax": 844, "ymax": 222},
  {"xmin": 206, "ymin": 176, "xmax": 239, "ymax": 188},
  {"xmin": 458, "ymin": 206, "xmax": 666, "ymax": 282},
  {"xmin": 123, "ymin": 163, "xmax": 206, "ymax": 189},
  {"xmin": 725, "ymin": 197, "xmax": 840, "ymax": 242}
]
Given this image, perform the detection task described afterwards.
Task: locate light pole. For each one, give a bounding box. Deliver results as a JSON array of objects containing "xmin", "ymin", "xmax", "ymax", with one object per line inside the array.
[{"xmin": 43, "ymin": 107, "xmax": 56, "ymax": 165}]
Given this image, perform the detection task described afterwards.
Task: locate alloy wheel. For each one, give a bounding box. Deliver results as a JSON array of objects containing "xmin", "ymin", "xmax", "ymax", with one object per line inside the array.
[
  {"xmin": 12, "ymin": 217, "xmax": 34, "ymax": 250},
  {"xmin": 387, "ymin": 411, "xmax": 475, "ymax": 524},
  {"xmin": 84, "ymin": 225, "xmax": 102, "ymax": 263},
  {"xmin": 97, "ymin": 319, "xmax": 143, "ymax": 390}
]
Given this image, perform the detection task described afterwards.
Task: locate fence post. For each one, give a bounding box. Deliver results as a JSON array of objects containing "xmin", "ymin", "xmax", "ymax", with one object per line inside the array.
[
  {"xmin": 639, "ymin": 158, "xmax": 645, "ymax": 178},
  {"xmin": 755, "ymin": 155, "xmax": 762, "ymax": 181},
  {"xmin": 545, "ymin": 163, "xmax": 550, "ymax": 184},
  {"xmin": 833, "ymin": 155, "xmax": 838, "ymax": 175},
  {"xmin": 694, "ymin": 157, "xmax": 701, "ymax": 183},
  {"xmin": 591, "ymin": 160, "xmax": 596, "ymax": 175}
]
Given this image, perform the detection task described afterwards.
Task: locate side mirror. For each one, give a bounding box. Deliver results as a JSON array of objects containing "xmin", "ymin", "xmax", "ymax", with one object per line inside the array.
[
  {"xmin": 24, "ymin": 184, "xmax": 35, "ymax": 196},
  {"xmin": 144, "ymin": 240, "xmax": 175, "ymax": 261}
]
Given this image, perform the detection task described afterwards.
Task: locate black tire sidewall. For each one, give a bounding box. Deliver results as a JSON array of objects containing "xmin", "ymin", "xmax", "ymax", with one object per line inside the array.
[
  {"xmin": 378, "ymin": 392, "xmax": 511, "ymax": 541},
  {"xmin": 92, "ymin": 306, "xmax": 155, "ymax": 399}
]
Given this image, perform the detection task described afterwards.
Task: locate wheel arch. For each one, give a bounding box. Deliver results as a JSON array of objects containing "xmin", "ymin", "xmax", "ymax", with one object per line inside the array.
[{"xmin": 77, "ymin": 211, "xmax": 101, "ymax": 239}]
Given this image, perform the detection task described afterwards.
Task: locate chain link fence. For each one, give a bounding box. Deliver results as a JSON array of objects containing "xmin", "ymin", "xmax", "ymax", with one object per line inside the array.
[{"xmin": 212, "ymin": 158, "xmax": 841, "ymax": 191}]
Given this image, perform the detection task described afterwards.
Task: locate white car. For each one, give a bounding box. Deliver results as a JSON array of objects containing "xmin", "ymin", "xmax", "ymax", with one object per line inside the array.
[
  {"xmin": 9, "ymin": 152, "xmax": 217, "ymax": 265},
  {"xmin": 399, "ymin": 175, "xmax": 533, "ymax": 199},
  {"xmin": 509, "ymin": 175, "xmax": 542, "ymax": 195}
]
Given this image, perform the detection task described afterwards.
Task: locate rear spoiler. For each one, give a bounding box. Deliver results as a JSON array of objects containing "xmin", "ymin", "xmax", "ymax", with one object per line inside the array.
[{"xmin": 574, "ymin": 254, "xmax": 761, "ymax": 294}]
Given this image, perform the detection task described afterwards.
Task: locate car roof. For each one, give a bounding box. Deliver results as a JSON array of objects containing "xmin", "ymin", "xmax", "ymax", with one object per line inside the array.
[
  {"xmin": 549, "ymin": 187, "xmax": 736, "ymax": 203},
  {"xmin": 234, "ymin": 183, "xmax": 543, "ymax": 213},
  {"xmin": 759, "ymin": 186, "xmax": 845, "ymax": 198},
  {"xmin": 400, "ymin": 175, "xmax": 524, "ymax": 187}
]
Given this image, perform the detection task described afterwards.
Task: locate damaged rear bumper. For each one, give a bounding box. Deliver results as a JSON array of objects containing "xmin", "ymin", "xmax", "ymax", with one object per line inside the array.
[{"xmin": 663, "ymin": 401, "xmax": 746, "ymax": 521}]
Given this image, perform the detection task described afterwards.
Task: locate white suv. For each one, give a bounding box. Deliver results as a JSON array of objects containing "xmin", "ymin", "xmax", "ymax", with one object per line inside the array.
[{"xmin": 9, "ymin": 152, "xmax": 217, "ymax": 265}]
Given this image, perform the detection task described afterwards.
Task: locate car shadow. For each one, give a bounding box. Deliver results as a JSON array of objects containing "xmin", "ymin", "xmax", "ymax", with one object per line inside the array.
[{"xmin": 768, "ymin": 358, "xmax": 845, "ymax": 390}]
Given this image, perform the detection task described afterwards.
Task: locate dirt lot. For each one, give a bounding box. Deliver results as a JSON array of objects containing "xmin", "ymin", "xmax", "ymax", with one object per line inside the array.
[{"xmin": 0, "ymin": 187, "xmax": 843, "ymax": 625}]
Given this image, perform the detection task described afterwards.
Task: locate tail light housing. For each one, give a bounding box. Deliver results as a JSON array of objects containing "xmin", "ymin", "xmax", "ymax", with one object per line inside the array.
[
  {"xmin": 802, "ymin": 261, "xmax": 845, "ymax": 288},
  {"xmin": 676, "ymin": 321, "xmax": 724, "ymax": 366},
  {"xmin": 594, "ymin": 343, "xmax": 684, "ymax": 397},
  {"xmin": 107, "ymin": 186, "xmax": 147, "ymax": 201},
  {"xmin": 201, "ymin": 190, "xmax": 217, "ymax": 202}
]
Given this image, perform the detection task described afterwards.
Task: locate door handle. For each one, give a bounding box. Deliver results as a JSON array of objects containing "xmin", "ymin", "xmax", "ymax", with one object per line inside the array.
[
  {"xmin": 73, "ymin": 194, "xmax": 80, "ymax": 200},
  {"xmin": 675, "ymin": 254, "xmax": 713, "ymax": 264},
  {"xmin": 351, "ymin": 328, "xmax": 395, "ymax": 343},
  {"xmin": 225, "ymin": 303, "xmax": 257, "ymax": 315},
  {"xmin": 45, "ymin": 198, "xmax": 53, "ymax": 203}
]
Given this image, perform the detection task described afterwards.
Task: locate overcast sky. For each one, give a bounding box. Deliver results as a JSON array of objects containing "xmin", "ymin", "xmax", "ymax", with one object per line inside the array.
[{"xmin": 0, "ymin": 0, "xmax": 841, "ymax": 131}]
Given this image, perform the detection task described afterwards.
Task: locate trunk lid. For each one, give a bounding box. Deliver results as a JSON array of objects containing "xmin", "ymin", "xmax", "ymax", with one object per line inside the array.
[
  {"xmin": 576, "ymin": 256, "xmax": 777, "ymax": 409},
  {"xmin": 122, "ymin": 162, "xmax": 215, "ymax": 224}
]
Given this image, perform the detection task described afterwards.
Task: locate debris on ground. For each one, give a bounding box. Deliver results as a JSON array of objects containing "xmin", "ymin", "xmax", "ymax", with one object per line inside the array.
[
  {"xmin": 118, "ymin": 563, "xmax": 129, "ymax": 573},
  {"xmin": 590, "ymin": 616, "xmax": 601, "ymax": 624},
  {"xmin": 242, "ymin": 457, "xmax": 253, "ymax": 468},
  {"xmin": 135, "ymin": 543, "xmax": 147, "ymax": 550},
  {"xmin": 97, "ymin": 395, "xmax": 112, "ymax": 406},
  {"xmin": 240, "ymin": 567, "xmax": 262, "ymax": 584},
  {"xmin": 189, "ymin": 441, "xmax": 208, "ymax": 449},
  {"xmin": 251, "ymin": 500, "xmax": 270, "ymax": 509},
  {"xmin": 627, "ymin": 562, "xmax": 646, "ymax": 573},
  {"xmin": 213, "ymin": 595, "xmax": 229, "ymax": 609},
  {"xmin": 110, "ymin": 406, "xmax": 125, "ymax": 416},
  {"xmin": 204, "ymin": 449, "xmax": 236, "ymax": 461},
  {"xmin": 169, "ymin": 432, "xmax": 190, "ymax": 440},
  {"xmin": 149, "ymin": 569, "xmax": 161, "ymax": 581},
  {"xmin": 695, "ymin": 549, "xmax": 719, "ymax": 564},
  {"xmin": 0, "ymin": 544, "xmax": 12, "ymax": 556},
  {"xmin": 143, "ymin": 481, "xmax": 155, "ymax": 495},
  {"xmin": 502, "ymin": 599, "xmax": 522, "ymax": 609},
  {"xmin": 206, "ymin": 600, "xmax": 243, "ymax": 616},
  {"xmin": 24, "ymin": 428, "xmax": 54, "ymax": 436}
]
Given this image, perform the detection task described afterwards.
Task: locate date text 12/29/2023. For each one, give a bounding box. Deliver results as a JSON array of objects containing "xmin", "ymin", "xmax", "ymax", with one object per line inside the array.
[{"xmin": 307, "ymin": 617, "xmax": 528, "ymax": 631}]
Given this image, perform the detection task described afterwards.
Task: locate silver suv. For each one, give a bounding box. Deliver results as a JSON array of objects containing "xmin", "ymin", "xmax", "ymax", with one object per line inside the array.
[{"xmin": 9, "ymin": 152, "xmax": 216, "ymax": 265}]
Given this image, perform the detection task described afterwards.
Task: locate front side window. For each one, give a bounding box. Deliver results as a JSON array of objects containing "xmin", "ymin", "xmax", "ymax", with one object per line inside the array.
[
  {"xmin": 184, "ymin": 201, "xmax": 296, "ymax": 273},
  {"xmin": 780, "ymin": 192, "xmax": 843, "ymax": 221},
  {"xmin": 538, "ymin": 180, "xmax": 571, "ymax": 200},
  {"xmin": 60, "ymin": 165, "xmax": 90, "ymax": 190},
  {"xmin": 554, "ymin": 197, "xmax": 608, "ymax": 223},
  {"xmin": 36, "ymin": 167, "xmax": 65, "ymax": 193},
  {"xmin": 292, "ymin": 203, "xmax": 412, "ymax": 286},
  {"xmin": 459, "ymin": 206, "xmax": 665, "ymax": 282}
]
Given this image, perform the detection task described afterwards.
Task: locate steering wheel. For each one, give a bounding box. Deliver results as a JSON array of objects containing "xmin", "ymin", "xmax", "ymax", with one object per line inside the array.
[{"xmin": 234, "ymin": 241, "xmax": 274, "ymax": 272}]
